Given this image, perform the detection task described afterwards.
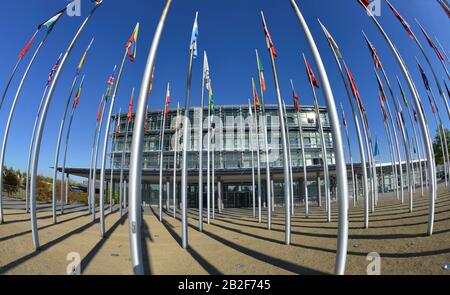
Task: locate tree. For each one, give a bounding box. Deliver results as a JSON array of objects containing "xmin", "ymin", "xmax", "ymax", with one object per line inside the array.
[
  {"xmin": 433, "ymin": 127, "xmax": 450, "ymax": 165},
  {"xmin": 2, "ymin": 167, "xmax": 19, "ymax": 196}
]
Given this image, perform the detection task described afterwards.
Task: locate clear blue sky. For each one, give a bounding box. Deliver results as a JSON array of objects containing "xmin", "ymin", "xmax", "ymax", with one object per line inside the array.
[{"xmin": 0, "ymin": 0, "xmax": 448, "ymax": 178}]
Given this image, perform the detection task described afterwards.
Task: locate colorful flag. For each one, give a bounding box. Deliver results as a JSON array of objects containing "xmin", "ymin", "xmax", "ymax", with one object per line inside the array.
[
  {"xmin": 417, "ymin": 22, "xmax": 445, "ymax": 61},
  {"xmin": 344, "ymin": 64, "xmax": 360, "ymax": 101},
  {"xmin": 375, "ymin": 72, "xmax": 387, "ymax": 101},
  {"xmin": 126, "ymin": 23, "xmax": 139, "ymax": 62},
  {"xmin": 396, "ymin": 77, "xmax": 409, "ymax": 108},
  {"xmin": 257, "ymin": 55, "xmax": 267, "ymax": 92},
  {"xmin": 342, "ymin": 109, "xmax": 348, "ymax": 129},
  {"xmin": 190, "ymin": 13, "xmax": 199, "ymax": 59},
  {"xmin": 305, "ymin": 57, "xmax": 320, "ymax": 88},
  {"xmin": 293, "ymin": 90, "xmax": 300, "ymax": 113},
  {"xmin": 203, "ymin": 52, "xmax": 211, "ymax": 89},
  {"xmin": 37, "ymin": 7, "xmax": 66, "ymax": 33},
  {"xmin": 380, "ymin": 95, "xmax": 388, "ymax": 122},
  {"xmin": 127, "ymin": 95, "xmax": 134, "ymax": 123},
  {"xmin": 72, "ymin": 77, "xmax": 85, "ymax": 110},
  {"xmin": 47, "ymin": 54, "xmax": 62, "ymax": 86},
  {"xmin": 386, "ymin": 1, "xmax": 414, "ymax": 39},
  {"xmin": 77, "ymin": 38, "xmax": 94, "ymax": 74},
  {"xmin": 417, "ymin": 62, "xmax": 431, "ymax": 91},
  {"xmin": 115, "ymin": 114, "xmax": 121, "ymax": 136},
  {"xmin": 252, "ymin": 78, "xmax": 260, "ymax": 110},
  {"xmin": 319, "ymin": 21, "xmax": 342, "ymax": 59},
  {"xmin": 361, "ymin": 0, "xmax": 371, "ymax": 7},
  {"xmin": 148, "ymin": 65, "xmax": 155, "ymax": 95},
  {"xmin": 97, "ymin": 97, "xmax": 103, "ymax": 122},
  {"xmin": 164, "ymin": 83, "xmax": 171, "ymax": 119},
  {"xmin": 18, "ymin": 33, "xmax": 37, "ymax": 59},
  {"xmin": 144, "ymin": 106, "xmax": 149, "ymax": 132},
  {"xmin": 261, "ymin": 12, "xmax": 278, "ymax": 58},
  {"xmin": 248, "ymin": 99, "xmax": 253, "ymax": 117},
  {"xmin": 106, "ymin": 67, "xmax": 116, "ymax": 99},
  {"xmin": 363, "ymin": 33, "xmax": 382, "ymax": 69}
]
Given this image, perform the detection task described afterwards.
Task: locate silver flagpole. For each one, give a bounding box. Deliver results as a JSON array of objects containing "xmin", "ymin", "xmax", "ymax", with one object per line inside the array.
[
  {"xmin": 341, "ymin": 104, "xmax": 357, "ymax": 207},
  {"xmin": 291, "ymin": 80, "xmax": 309, "ymax": 217},
  {"xmin": 398, "ymin": 76, "xmax": 424, "ymax": 197},
  {"xmin": 88, "ymin": 95, "xmax": 104, "ymax": 213},
  {"xmin": 52, "ymin": 38, "xmax": 94, "ymax": 222},
  {"xmin": 261, "ymin": 11, "xmax": 291, "ymax": 244},
  {"xmin": 381, "ymin": 109, "xmax": 397, "ymax": 197},
  {"xmin": 91, "ymin": 89, "xmax": 109, "ymax": 220},
  {"xmin": 206, "ymin": 95, "xmax": 211, "ymax": 224},
  {"xmin": 304, "ymin": 61, "xmax": 331, "ymax": 223},
  {"xmin": 317, "ymin": 20, "xmax": 369, "ymax": 228},
  {"xmin": 0, "ymin": 32, "xmax": 48, "ymax": 224},
  {"xmin": 290, "ymin": 1, "xmax": 349, "ymax": 274},
  {"xmin": 61, "ymin": 75, "xmax": 85, "ymax": 215},
  {"xmin": 173, "ymin": 103, "xmax": 180, "ymax": 219},
  {"xmin": 255, "ymin": 49, "xmax": 272, "ymax": 228},
  {"xmin": 25, "ymin": 53, "xmax": 62, "ymax": 214},
  {"xmin": 212, "ymin": 127, "xmax": 216, "ymax": 219},
  {"xmin": 198, "ymin": 52, "xmax": 206, "ymax": 231},
  {"xmin": 396, "ymin": 109, "xmax": 414, "ymax": 212},
  {"xmin": 248, "ymin": 100, "xmax": 256, "ymax": 218},
  {"xmin": 283, "ymin": 100, "xmax": 295, "ymax": 216},
  {"xmin": 435, "ymin": 37, "xmax": 450, "ymax": 67},
  {"xmin": 0, "ymin": 29, "xmax": 39, "ymax": 111},
  {"xmin": 99, "ymin": 42, "xmax": 131, "ymax": 237},
  {"xmin": 181, "ymin": 12, "xmax": 198, "ymax": 249},
  {"xmin": 110, "ymin": 108, "xmax": 121, "ymax": 213},
  {"xmin": 30, "ymin": 1, "xmax": 103, "ymax": 249},
  {"xmin": 159, "ymin": 85, "xmax": 169, "ymax": 222},
  {"xmin": 128, "ymin": 0, "xmax": 171, "ymax": 274},
  {"xmin": 359, "ymin": 0, "xmax": 436, "ymax": 235},
  {"xmin": 252, "ymin": 80, "xmax": 263, "ymax": 224},
  {"xmin": 119, "ymin": 94, "xmax": 133, "ymax": 217}
]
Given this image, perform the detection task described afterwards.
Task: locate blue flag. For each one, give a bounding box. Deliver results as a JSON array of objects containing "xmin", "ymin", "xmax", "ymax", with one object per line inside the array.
[
  {"xmin": 190, "ymin": 13, "xmax": 199, "ymax": 58},
  {"xmin": 374, "ymin": 137, "xmax": 380, "ymax": 157}
]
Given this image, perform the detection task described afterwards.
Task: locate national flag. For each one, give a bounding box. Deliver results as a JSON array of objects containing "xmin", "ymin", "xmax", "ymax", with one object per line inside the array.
[
  {"xmin": 412, "ymin": 136, "xmax": 417, "ymax": 154},
  {"xmin": 72, "ymin": 76, "xmax": 85, "ymax": 110},
  {"xmin": 18, "ymin": 32, "xmax": 37, "ymax": 59},
  {"xmin": 373, "ymin": 137, "xmax": 380, "ymax": 157},
  {"xmin": 361, "ymin": 0, "xmax": 371, "ymax": 7},
  {"xmin": 293, "ymin": 90, "xmax": 300, "ymax": 113},
  {"xmin": 203, "ymin": 52, "xmax": 211, "ymax": 89},
  {"xmin": 127, "ymin": 95, "xmax": 134, "ymax": 123},
  {"xmin": 396, "ymin": 77, "xmax": 409, "ymax": 108},
  {"xmin": 208, "ymin": 86, "xmax": 215, "ymax": 117},
  {"xmin": 344, "ymin": 63, "xmax": 361, "ymax": 102},
  {"xmin": 428, "ymin": 96, "xmax": 437, "ymax": 114},
  {"xmin": 417, "ymin": 22, "xmax": 445, "ymax": 61},
  {"xmin": 413, "ymin": 107, "xmax": 418, "ymax": 122},
  {"xmin": 144, "ymin": 106, "xmax": 149, "ymax": 132},
  {"xmin": 148, "ymin": 66, "xmax": 155, "ymax": 95},
  {"xmin": 363, "ymin": 33, "xmax": 382, "ymax": 69},
  {"xmin": 438, "ymin": 0, "xmax": 450, "ymax": 18},
  {"xmin": 115, "ymin": 114, "xmax": 121, "ymax": 136},
  {"xmin": 47, "ymin": 54, "xmax": 62, "ymax": 86},
  {"xmin": 380, "ymin": 95, "xmax": 388, "ymax": 122},
  {"xmin": 126, "ymin": 23, "xmax": 139, "ymax": 62},
  {"xmin": 305, "ymin": 57, "xmax": 320, "ymax": 88},
  {"xmin": 417, "ymin": 62, "xmax": 431, "ymax": 91},
  {"xmin": 386, "ymin": 1, "xmax": 414, "ymax": 40},
  {"xmin": 248, "ymin": 99, "xmax": 253, "ymax": 117},
  {"xmin": 190, "ymin": 13, "xmax": 199, "ymax": 59},
  {"xmin": 106, "ymin": 67, "xmax": 117, "ymax": 99},
  {"xmin": 96, "ymin": 97, "xmax": 103, "ymax": 122},
  {"xmin": 37, "ymin": 7, "xmax": 66, "ymax": 33},
  {"xmin": 319, "ymin": 20, "xmax": 343, "ymax": 59},
  {"xmin": 445, "ymin": 80, "xmax": 450, "ymax": 99},
  {"xmin": 252, "ymin": 78, "xmax": 260, "ymax": 110},
  {"xmin": 91, "ymin": 0, "xmax": 104, "ymax": 7},
  {"xmin": 375, "ymin": 72, "xmax": 387, "ymax": 101},
  {"xmin": 342, "ymin": 109, "xmax": 348, "ymax": 129},
  {"xmin": 257, "ymin": 55, "xmax": 267, "ymax": 92},
  {"xmin": 77, "ymin": 38, "xmax": 94, "ymax": 74},
  {"xmin": 261, "ymin": 12, "xmax": 278, "ymax": 58},
  {"xmin": 164, "ymin": 83, "xmax": 171, "ymax": 119}
]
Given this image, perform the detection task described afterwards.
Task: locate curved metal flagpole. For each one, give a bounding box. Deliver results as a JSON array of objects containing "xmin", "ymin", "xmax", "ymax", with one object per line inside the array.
[
  {"xmin": 25, "ymin": 53, "xmax": 62, "ymax": 214},
  {"xmin": 52, "ymin": 38, "xmax": 94, "ymax": 222},
  {"xmin": 252, "ymin": 84, "xmax": 263, "ymax": 224},
  {"xmin": 99, "ymin": 43, "xmax": 132, "ymax": 236},
  {"xmin": 380, "ymin": 105, "xmax": 398, "ymax": 198},
  {"xmin": 397, "ymin": 77, "xmax": 424, "ymax": 197},
  {"xmin": 341, "ymin": 105, "xmax": 357, "ymax": 207},
  {"xmin": 128, "ymin": 0, "xmax": 172, "ymax": 274},
  {"xmin": 358, "ymin": 0, "xmax": 436, "ymax": 236},
  {"xmin": 291, "ymin": 80, "xmax": 309, "ymax": 217},
  {"xmin": 198, "ymin": 53, "xmax": 206, "ymax": 231},
  {"xmin": 206, "ymin": 100, "xmax": 211, "ymax": 224},
  {"xmin": 110, "ymin": 108, "xmax": 121, "ymax": 213},
  {"xmin": 317, "ymin": 20, "xmax": 369, "ymax": 228},
  {"xmin": 261, "ymin": 11, "xmax": 291, "ymax": 243},
  {"xmin": 283, "ymin": 100, "xmax": 295, "ymax": 216},
  {"xmin": 119, "ymin": 91, "xmax": 133, "ymax": 217},
  {"xmin": 255, "ymin": 49, "xmax": 272, "ymax": 227},
  {"xmin": 212, "ymin": 127, "xmax": 216, "ymax": 219},
  {"xmin": 159, "ymin": 86, "xmax": 169, "ymax": 222},
  {"xmin": 290, "ymin": 0, "xmax": 348, "ymax": 274},
  {"xmin": 0, "ymin": 33, "xmax": 48, "ymax": 224},
  {"xmin": 88, "ymin": 95, "xmax": 104, "ymax": 212},
  {"xmin": 61, "ymin": 75, "xmax": 85, "ymax": 215},
  {"xmin": 248, "ymin": 100, "xmax": 257, "ymax": 218},
  {"xmin": 0, "ymin": 29, "xmax": 39, "ymax": 111},
  {"xmin": 30, "ymin": 2, "xmax": 103, "ymax": 249},
  {"xmin": 173, "ymin": 103, "xmax": 180, "ymax": 219}
]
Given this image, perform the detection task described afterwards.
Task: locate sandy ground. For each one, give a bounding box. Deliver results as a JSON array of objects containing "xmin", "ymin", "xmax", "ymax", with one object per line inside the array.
[{"xmin": 1, "ymin": 185, "xmax": 450, "ymax": 275}]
